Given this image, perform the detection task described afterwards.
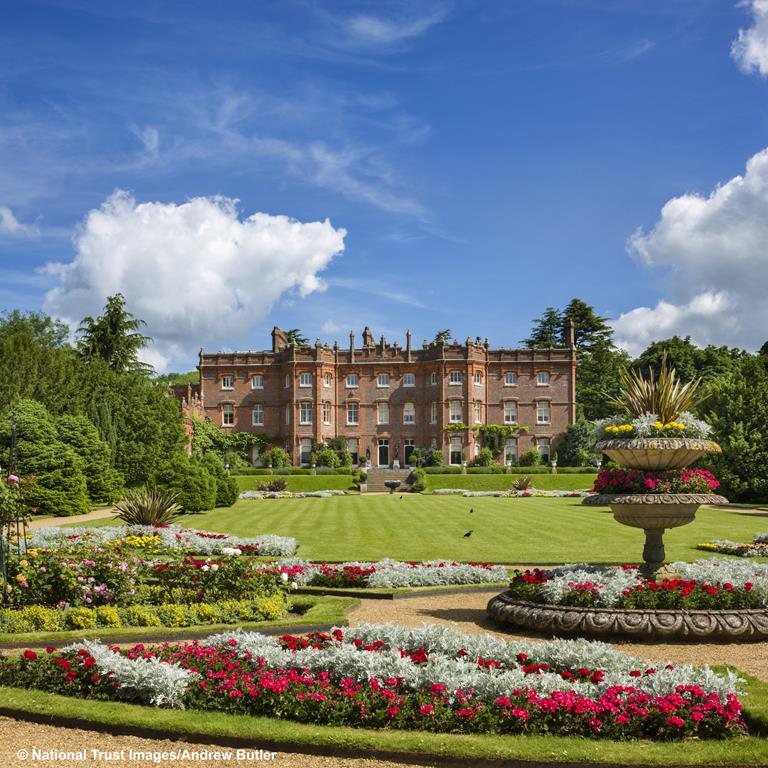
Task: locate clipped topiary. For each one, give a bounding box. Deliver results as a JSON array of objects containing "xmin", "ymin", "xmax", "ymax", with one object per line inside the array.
[
  {"xmin": 201, "ymin": 453, "xmax": 239, "ymax": 507},
  {"xmin": 149, "ymin": 453, "xmax": 216, "ymax": 512}
]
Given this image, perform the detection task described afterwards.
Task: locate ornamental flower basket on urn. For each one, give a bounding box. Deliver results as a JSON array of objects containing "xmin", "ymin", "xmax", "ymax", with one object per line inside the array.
[{"xmin": 582, "ymin": 356, "xmax": 727, "ymax": 576}]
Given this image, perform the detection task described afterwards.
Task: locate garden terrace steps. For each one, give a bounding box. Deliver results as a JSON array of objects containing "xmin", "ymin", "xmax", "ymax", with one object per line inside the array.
[{"xmin": 364, "ymin": 468, "xmax": 412, "ymax": 494}]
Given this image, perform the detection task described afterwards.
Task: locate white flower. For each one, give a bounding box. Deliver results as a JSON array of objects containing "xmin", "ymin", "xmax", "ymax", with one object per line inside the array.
[
  {"xmin": 281, "ymin": 572, "xmax": 289, "ymax": 582},
  {"xmin": 210, "ymin": 564, "xmax": 219, "ymax": 572},
  {"xmin": 201, "ymin": 565, "xmax": 209, "ymax": 572}
]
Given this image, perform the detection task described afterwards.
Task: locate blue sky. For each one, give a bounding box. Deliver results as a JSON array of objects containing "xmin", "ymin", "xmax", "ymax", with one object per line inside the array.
[{"xmin": 2, "ymin": 0, "xmax": 768, "ymax": 370}]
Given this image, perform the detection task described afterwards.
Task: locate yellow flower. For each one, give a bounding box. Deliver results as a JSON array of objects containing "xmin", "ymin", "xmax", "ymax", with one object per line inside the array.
[
  {"xmin": 15, "ymin": 574, "xmax": 26, "ymax": 583},
  {"xmin": 28, "ymin": 550, "xmax": 38, "ymax": 558},
  {"xmin": 19, "ymin": 560, "xmax": 28, "ymax": 568}
]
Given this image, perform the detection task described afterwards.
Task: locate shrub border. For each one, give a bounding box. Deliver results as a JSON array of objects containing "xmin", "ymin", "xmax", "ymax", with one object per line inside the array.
[
  {"xmin": 295, "ymin": 582, "xmax": 508, "ymax": 600},
  {"xmin": 0, "ymin": 596, "xmax": 357, "ymax": 648},
  {"xmin": 0, "ymin": 671, "xmax": 767, "ymax": 766}
]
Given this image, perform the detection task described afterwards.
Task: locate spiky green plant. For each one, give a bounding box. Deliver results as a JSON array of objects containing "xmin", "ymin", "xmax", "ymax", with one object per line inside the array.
[
  {"xmin": 115, "ymin": 486, "xmax": 181, "ymax": 526},
  {"xmin": 608, "ymin": 352, "xmax": 707, "ymax": 425},
  {"xmin": 511, "ymin": 475, "xmax": 533, "ymax": 491}
]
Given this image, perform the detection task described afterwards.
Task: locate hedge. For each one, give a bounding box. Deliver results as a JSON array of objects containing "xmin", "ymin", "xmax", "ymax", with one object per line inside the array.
[
  {"xmin": 0, "ymin": 594, "xmax": 288, "ymax": 634},
  {"xmin": 235, "ymin": 467, "xmax": 354, "ymax": 476}
]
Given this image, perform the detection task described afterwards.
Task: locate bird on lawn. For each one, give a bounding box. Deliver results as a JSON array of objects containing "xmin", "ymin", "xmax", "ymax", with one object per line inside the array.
[
  {"xmin": 469, "ymin": 507, "xmax": 474, "ymax": 514},
  {"xmin": 463, "ymin": 530, "xmax": 473, "ymax": 538}
]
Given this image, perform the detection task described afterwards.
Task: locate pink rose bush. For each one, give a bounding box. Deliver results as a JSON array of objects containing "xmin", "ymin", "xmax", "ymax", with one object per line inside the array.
[{"xmin": 0, "ymin": 624, "xmax": 744, "ymax": 740}]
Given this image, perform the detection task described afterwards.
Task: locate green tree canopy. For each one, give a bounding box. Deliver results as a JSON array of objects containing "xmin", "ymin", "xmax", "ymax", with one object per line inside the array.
[
  {"xmin": 77, "ymin": 293, "xmax": 153, "ymax": 374},
  {"xmin": 283, "ymin": 329, "xmax": 308, "ymax": 346},
  {"xmin": 521, "ymin": 307, "xmax": 563, "ymax": 349},
  {"xmin": 0, "ymin": 400, "xmax": 90, "ymax": 517},
  {"xmin": 633, "ymin": 336, "xmax": 747, "ymax": 383},
  {"xmin": 433, "ymin": 329, "xmax": 452, "ymax": 344}
]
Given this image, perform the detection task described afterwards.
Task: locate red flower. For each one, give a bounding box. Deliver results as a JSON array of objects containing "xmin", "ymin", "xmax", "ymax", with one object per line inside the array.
[{"xmin": 22, "ymin": 650, "xmax": 37, "ymax": 661}]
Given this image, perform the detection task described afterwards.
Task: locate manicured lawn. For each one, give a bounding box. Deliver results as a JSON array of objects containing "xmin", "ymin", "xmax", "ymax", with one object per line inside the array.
[
  {"xmin": 425, "ymin": 473, "xmax": 595, "ymax": 491},
  {"xmin": 236, "ymin": 475, "xmax": 356, "ymax": 492},
  {"xmin": 79, "ymin": 496, "xmax": 768, "ymax": 563}
]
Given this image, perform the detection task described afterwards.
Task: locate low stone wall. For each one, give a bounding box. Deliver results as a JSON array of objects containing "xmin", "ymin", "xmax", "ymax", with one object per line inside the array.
[{"xmin": 487, "ymin": 591, "xmax": 768, "ymax": 640}]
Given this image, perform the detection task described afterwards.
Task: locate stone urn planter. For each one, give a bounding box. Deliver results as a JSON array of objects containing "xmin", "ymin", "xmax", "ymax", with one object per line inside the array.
[{"xmin": 582, "ymin": 437, "xmax": 727, "ymax": 572}]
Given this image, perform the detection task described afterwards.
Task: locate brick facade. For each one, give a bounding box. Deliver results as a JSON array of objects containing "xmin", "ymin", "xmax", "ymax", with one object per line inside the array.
[{"xmin": 194, "ymin": 325, "xmax": 577, "ymax": 467}]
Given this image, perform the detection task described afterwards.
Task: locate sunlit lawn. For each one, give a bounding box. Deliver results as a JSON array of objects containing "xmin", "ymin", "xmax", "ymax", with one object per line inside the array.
[{"xmin": 81, "ymin": 496, "xmax": 768, "ymax": 564}]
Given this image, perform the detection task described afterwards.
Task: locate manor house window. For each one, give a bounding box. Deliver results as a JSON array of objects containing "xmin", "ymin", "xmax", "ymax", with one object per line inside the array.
[
  {"xmin": 222, "ymin": 403, "xmax": 234, "ymax": 426},
  {"xmin": 449, "ymin": 370, "xmax": 462, "ymax": 385},
  {"xmin": 347, "ymin": 402, "xmax": 359, "ymax": 425},
  {"xmin": 252, "ymin": 404, "xmax": 263, "ymax": 426},
  {"xmin": 377, "ymin": 373, "xmax": 390, "ymax": 388},
  {"xmin": 449, "ymin": 400, "xmax": 462, "ymax": 423},
  {"xmin": 536, "ymin": 400, "xmax": 550, "ymax": 425},
  {"xmin": 504, "ymin": 401, "xmax": 517, "ymax": 425},
  {"xmin": 346, "ymin": 373, "xmax": 359, "ymax": 388},
  {"xmin": 251, "ymin": 374, "xmax": 263, "ymax": 389},
  {"xmin": 403, "ymin": 403, "xmax": 415, "ymax": 424},
  {"xmin": 299, "ymin": 402, "xmax": 312, "ymax": 425},
  {"xmin": 403, "ymin": 373, "xmax": 415, "ymax": 387},
  {"xmin": 299, "ymin": 372, "xmax": 313, "ymax": 387},
  {"xmin": 222, "ymin": 375, "xmax": 234, "ymax": 390}
]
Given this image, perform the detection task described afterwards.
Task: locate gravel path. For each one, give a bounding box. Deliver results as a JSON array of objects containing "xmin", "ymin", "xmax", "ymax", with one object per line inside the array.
[
  {"xmin": 348, "ymin": 589, "xmax": 768, "ymax": 681},
  {"xmin": 28, "ymin": 508, "xmax": 119, "ymax": 529},
  {"xmin": 0, "ymin": 717, "xmax": 433, "ymax": 768}
]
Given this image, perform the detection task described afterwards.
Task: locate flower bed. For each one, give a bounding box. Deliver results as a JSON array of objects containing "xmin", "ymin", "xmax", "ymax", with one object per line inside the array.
[
  {"xmin": 273, "ymin": 559, "xmax": 508, "ymax": 589},
  {"xmin": 432, "ymin": 488, "xmax": 589, "ymax": 498},
  {"xmin": 239, "ymin": 490, "xmax": 347, "ymax": 499},
  {"xmin": 0, "ymin": 624, "xmax": 744, "ymax": 740},
  {"xmin": 594, "ymin": 412, "xmax": 711, "ymax": 441},
  {"xmin": 0, "ymin": 595, "xmax": 287, "ymax": 634},
  {"xmin": 592, "ymin": 469, "xmax": 719, "ymax": 495},
  {"xmin": 507, "ymin": 558, "xmax": 768, "ymax": 610},
  {"xmin": 28, "ymin": 524, "xmax": 298, "ymax": 557},
  {"xmin": 699, "ymin": 533, "xmax": 768, "ymax": 558}
]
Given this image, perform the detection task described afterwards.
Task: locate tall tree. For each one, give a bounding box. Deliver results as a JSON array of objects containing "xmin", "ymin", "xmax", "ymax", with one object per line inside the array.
[
  {"xmin": 633, "ymin": 336, "xmax": 745, "ymax": 383},
  {"xmin": 76, "ymin": 293, "xmax": 153, "ymax": 374},
  {"xmin": 433, "ymin": 329, "xmax": 452, "ymax": 344},
  {"xmin": 562, "ymin": 299, "xmax": 613, "ymax": 354},
  {"xmin": 522, "ymin": 307, "xmax": 563, "ymax": 348},
  {"xmin": 702, "ymin": 355, "xmax": 768, "ymax": 501},
  {"xmin": 283, "ymin": 329, "xmax": 308, "ymax": 346}
]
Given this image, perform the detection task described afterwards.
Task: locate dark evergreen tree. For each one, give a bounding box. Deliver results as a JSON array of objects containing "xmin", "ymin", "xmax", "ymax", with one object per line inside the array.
[
  {"xmin": 56, "ymin": 414, "xmax": 124, "ymax": 503},
  {"xmin": 521, "ymin": 308, "xmax": 563, "ymax": 348},
  {"xmin": 76, "ymin": 293, "xmax": 153, "ymax": 374},
  {"xmin": 0, "ymin": 400, "xmax": 90, "ymax": 516},
  {"xmin": 562, "ymin": 298, "xmax": 613, "ymax": 354}
]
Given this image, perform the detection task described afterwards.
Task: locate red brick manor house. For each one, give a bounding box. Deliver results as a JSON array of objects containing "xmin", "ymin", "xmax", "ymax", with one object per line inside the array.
[{"xmin": 177, "ymin": 325, "xmax": 577, "ymax": 467}]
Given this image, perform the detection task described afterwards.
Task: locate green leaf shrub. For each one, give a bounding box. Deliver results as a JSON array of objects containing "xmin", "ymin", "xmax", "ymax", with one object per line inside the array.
[{"xmin": 150, "ymin": 454, "xmax": 216, "ymax": 512}]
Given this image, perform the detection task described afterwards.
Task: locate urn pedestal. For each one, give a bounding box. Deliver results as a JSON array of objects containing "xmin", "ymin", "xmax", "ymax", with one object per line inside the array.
[{"xmin": 583, "ymin": 438, "xmax": 725, "ymax": 574}]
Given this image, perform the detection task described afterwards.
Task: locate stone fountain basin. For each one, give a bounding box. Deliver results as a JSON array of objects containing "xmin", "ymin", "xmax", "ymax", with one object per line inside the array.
[
  {"xmin": 583, "ymin": 493, "xmax": 728, "ymax": 529},
  {"xmin": 594, "ymin": 437, "xmax": 722, "ymax": 470},
  {"xmin": 486, "ymin": 592, "xmax": 768, "ymax": 640}
]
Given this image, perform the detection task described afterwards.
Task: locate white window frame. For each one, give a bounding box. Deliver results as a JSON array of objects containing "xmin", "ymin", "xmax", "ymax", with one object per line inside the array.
[
  {"xmin": 300, "ymin": 438, "xmax": 313, "ymax": 465},
  {"xmin": 222, "ymin": 403, "xmax": 234, "ymax": 426},
  {"xmin": 449, "ymin": 370, "xmax": 463, "ymax": 385},
  {"xmin": 347, "ymin": 401, "xmax": 359, "ymax": 426},
  {"xmin": 537, "ymin": 371, "xmax": 550, "ymax": 386},
  {"xmin": 430, "ymin": 402, "xmax": 437, "ymax": 424},
  {"xmin": 250, "ymin": 374, "xmax": 263, "ymax": 389},
  {"xmin": 322, "ymin": 402, "xmax": 332, "ymax": 425},
  {"xmin": 403, "ymin": 402, "xmax": 416, "ymax": 424},
  {"xmin": 473, "ymin": 371, "xmax": 482, "ymax": 386},
  {"xmin": 504, "ymin": 371, "xmax": 517, "ymax": 387},
  {"xmin": 430, "ymin": 371, "xmax": 438, "ymax": 385},
  {"xmin": 449, "ymin": 400, "xmax": 462, "ymax": 423},
  {"xmin": 285, "ymin": 405, "xmax": 291, "ymax": 425},
  {"xmin": 403, "ymin": 373, "xmax": 415, "ymax": 387},
  {"xmin": 222, "ymin": 375, "xmax": 234, "ymax": 390},
  {"xmin": 504, "ymin": 400, "xmax": 518, "ymax": 425},
  {"xmin": 377, "ymin": 402, "xmax": 389, "ymax": 425},
  {"xmin": 346, "ymin": 373, "xmax": 359, "ymax": 388},
  {"xmin": 536, "ymin": 400, "xmax": 551, "ymax": 425},
  {"xmin": 299, "ymin": 372, "xmax": 313, "ymax": 388},
  {"xmin": 252, "ymin": 404, "xmax": 264, "ymax": 426},
  {"xmin": 504, "ymin": 437, "xmax": 517, "ymax": 464},
  {"xmin": 284, "ymin": 374, "xmax": 290, "ymax": 389},
  {"xmin": 377, "ymin": 372, "xmax": 390, "ymax": 388},
  {"xmin": 537, "ymin": 438, "xmax": 551, "ymax": 463},
  {"xmin": 299, "ymin": 402, "xmax": 313, "ymax": 425},
  {"xmin": 473, "ymin": 401, "xmax": 482, "ymax": 424},
  {"xmin": 323, "ymin": 372, "xmax": 332, "ymax": 388}
]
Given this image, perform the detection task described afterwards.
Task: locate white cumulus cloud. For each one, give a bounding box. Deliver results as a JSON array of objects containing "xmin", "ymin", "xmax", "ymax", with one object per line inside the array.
[
  {"xmin": 732, "ymin": 0, "xmax": 768, "ymax": 76},
  {"xmin": 0, "ymin": 205, "xmax": 38, "ymax": 236},
  {"xmin": 614, "ymin": 148, "xmax": 768, "ymax": 355},
  {"xmin": 43, "ymin": 191, "xmax": 346, "ymax": 371}
]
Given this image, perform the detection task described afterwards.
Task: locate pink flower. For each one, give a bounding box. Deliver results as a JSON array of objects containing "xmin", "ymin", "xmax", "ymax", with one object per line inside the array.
[
  {"xmin": 419, "ymin": 704, "xmax": 435, "ymax": 716},
  {"xmin": 7, "ymin": 474, "xmax": 19, "ymax": 484},
  {"xmin": 667, "ymin": 716, "xmax": 685, "ymax": 728}
]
